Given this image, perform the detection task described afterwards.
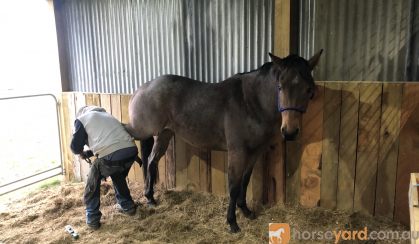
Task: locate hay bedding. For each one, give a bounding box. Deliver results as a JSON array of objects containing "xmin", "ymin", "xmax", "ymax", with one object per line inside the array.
[{"xmin": 1, "ymin": 182, "xmax": 407, "ymax": 244}]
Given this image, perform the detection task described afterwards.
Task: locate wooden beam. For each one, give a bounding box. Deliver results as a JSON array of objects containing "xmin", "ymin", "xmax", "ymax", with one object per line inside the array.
[{"xmin": 274, "ymin": 0, "xmax": 290, "ymax": 56}]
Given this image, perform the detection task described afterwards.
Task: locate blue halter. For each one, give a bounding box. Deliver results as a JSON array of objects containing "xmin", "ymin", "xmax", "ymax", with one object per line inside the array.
[{"xmin": 277, "ymin": 85, "xmax": 308, "ymax": 113}]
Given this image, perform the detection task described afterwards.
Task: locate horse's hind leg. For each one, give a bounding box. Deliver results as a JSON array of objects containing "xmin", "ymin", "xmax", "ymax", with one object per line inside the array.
[
  {"xmin": 140, "ymin": 137, "xmax": 154, "ymax": 185},
  {"xmin": 144, "ymin": 129, "xmax": 174, "ymax": 205}
]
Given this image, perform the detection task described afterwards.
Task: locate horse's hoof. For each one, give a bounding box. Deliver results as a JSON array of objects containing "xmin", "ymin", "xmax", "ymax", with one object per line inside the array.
[
  {"xmin": 241, "ymin": 207, "xmax": 256, "ymax": 220},
  {"xmin": 229, "ymin": 224, "xmax": 241, "ymax": 233},
  {"xmin": 147, "ymin": 199, "xmax": 157, "ymax": 208},
  {"xmin": 245, "ymin": 211, "xmax": 256, "ymax": 220}
]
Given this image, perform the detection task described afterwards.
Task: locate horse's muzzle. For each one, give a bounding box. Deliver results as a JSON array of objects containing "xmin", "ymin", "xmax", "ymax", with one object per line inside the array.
[{"xmin": 281, "ymin": 127, "xmax": 300, "ymax": 141}]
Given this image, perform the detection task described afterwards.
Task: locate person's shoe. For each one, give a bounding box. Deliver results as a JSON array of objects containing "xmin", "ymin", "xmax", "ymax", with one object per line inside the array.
[
  {"xmin": 116, "ymin": 204, "xmax": 137, "ymax": 216},
  {"xmin": 87, "ymin": 221, "xmax": 101, "ymax": 230}
]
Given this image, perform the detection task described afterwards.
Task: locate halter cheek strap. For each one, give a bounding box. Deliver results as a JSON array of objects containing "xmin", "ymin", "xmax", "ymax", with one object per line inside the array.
[{"xmin": 277, "ymin": 85, "xmax": 307, "ymax": 113}]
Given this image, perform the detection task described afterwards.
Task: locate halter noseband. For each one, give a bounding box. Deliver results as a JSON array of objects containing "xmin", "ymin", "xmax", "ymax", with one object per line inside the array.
[{"xmin": 277, "ymin": 85, "xmax": 309, "ymax": 113}]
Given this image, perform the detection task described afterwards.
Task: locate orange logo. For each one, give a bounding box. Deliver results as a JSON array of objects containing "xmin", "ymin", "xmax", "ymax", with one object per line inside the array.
[{"xmin": 269, "ymin": 223, "xmax": 290, "ymax": 244}]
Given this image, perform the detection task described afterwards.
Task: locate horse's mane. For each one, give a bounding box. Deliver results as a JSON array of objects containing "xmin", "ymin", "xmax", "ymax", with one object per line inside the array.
[
  {"xmin": 236, "ymin": 62, "xmax": 273, "ymax": 76},
  {"xmin": 234, "ymin": 54, "xmax": 314, "ymax": 85}
]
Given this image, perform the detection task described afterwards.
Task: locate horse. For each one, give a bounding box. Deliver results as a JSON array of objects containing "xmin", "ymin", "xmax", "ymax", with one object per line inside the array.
[
  {"xmin": 125, "ymin": 50, "xmax": 323, "ymax": 233},
  {"xmin": 269, "ymin": 228, "xmax": 286, "ymax": 243}
]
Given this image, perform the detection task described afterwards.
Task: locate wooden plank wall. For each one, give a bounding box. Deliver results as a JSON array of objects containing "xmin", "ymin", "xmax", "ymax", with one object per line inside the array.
[{"xmin": 60, "ymin": 82, "xmax": 419, "ymax": 226}]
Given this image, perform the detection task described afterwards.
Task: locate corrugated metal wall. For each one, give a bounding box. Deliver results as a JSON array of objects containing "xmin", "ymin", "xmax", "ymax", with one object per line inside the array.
[
  {"xmin": 299, "ymin": 0, "xmax": 419, "ymax": 81},
  {"xmin": 58, "ymin": 0, "xmax": 273, "ymax": 93}
]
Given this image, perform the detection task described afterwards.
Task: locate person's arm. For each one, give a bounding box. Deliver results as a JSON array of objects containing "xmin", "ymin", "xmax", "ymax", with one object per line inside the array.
[{"xmin": 70, "ymin": 119, "xmax": 88, "ymax": 155}]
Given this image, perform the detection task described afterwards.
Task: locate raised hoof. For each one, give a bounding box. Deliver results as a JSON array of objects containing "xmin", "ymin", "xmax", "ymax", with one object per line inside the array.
[{"xmin": 229, "ymin": 223, "xmax": 241, "ymax": 233}]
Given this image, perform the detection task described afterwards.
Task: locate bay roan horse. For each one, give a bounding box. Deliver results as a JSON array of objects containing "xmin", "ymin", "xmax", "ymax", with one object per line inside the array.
[{"xmin": 125, "ymin": 51, "xmax": 323, "ymax": 233}]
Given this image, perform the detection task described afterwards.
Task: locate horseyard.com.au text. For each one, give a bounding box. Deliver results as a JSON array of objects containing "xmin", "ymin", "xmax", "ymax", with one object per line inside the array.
[{"xmin": 268, "ymin": 223, "xmax": 419, "ymax": 243}]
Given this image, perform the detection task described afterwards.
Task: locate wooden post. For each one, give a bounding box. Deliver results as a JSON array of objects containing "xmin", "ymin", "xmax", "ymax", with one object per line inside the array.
[
  {"xmin": 60, "ymin": 93, "xmax": 75, "ymax": 181},
  {"xmin": 268, "ymin": 0, "xmax": 297, "ymax": 205}
]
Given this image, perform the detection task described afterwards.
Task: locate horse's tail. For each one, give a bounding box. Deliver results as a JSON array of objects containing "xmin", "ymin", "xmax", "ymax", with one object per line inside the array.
[{"xmin": 140, "ymin": 137, "xmax": 158, "ymax": 183}]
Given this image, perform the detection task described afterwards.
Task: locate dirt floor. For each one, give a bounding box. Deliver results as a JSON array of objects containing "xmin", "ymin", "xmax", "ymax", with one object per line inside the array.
[{"xmin": 0, "ymin": 181, "xmax": 408, "ymax": 244}]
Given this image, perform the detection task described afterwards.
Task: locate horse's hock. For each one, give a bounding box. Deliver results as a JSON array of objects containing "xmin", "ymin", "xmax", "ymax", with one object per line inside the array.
[{"xmin": 60, "ymin": 81, "xmax": 419, "ymax": 227}]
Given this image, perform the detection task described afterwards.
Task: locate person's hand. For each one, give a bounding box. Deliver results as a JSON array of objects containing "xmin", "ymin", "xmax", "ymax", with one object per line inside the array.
[{"xmin": 80, "ymin": 150, "xmax": 94, "ymax": 159}]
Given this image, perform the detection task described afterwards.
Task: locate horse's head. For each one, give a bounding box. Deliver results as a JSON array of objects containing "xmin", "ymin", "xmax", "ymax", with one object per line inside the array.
[{"xmin": 269, "ymin": 50, "xmax": 323, "ymax": 141}]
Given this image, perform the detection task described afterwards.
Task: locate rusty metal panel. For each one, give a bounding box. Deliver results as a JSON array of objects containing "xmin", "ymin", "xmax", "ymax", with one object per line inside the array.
[
  {"xmin": 58, "ymin": 0, "xmax": 273, "ymax": 93},
  {"xmin": 299, "ymin": 0, "xmax": 418, "ymax": 81}
]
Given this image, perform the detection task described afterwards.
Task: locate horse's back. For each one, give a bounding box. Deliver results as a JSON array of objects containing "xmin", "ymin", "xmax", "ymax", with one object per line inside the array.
[{"xmin": 129, "ymin": 74, "xmax": 234, "ymax": 148}]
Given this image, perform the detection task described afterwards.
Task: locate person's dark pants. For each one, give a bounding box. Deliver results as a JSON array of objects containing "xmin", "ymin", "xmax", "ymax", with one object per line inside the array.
[
  {"xmin": 85, "ymin": 165, "xmax": 135, "ymax": 225},
  {"xmin": 85, "ymin": 146, "xmax": 138, "ymax": 225}
]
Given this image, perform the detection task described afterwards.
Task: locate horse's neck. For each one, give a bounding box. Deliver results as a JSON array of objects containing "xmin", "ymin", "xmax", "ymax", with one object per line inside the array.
[{"xmin": 241, "ymin": 72, "xmax": 277, "ymax": 120}]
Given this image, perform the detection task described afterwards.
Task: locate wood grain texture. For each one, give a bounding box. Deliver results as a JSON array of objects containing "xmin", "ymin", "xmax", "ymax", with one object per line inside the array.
[
  {"xmin": 186, "ymin": 145, "xmax": 200, "ymax": 191},
  {"xmin": 249, "ymin": 156, "xmax": 265, "ymax": 208},
  {"xmin": 100, "ymin": 94, "xmax": 111, "ymax": 113},
  {"xmin": 320, "ymin": 83, "xmax": 342, "ymax": 209},
  {"xmin": 110, "ymin": 94, "xmax": 122, "ymax": 121},
  {"xmin": 60, "ymin": 93, "xmax": 75, "ymax": 181},
  {"xmin": 199, "ymin": 150, "xmax": 211, "ymax": 192},
  {"xmin": 165, "ymin": 138, "xmax": 176, "ymax": 189},
  {"xmin": 285, "ymin": 138, "xmax": 302, "ymax": 205},
  {"xmin": 74, "ymin": 93, "xmax": 87, "ymax": 182},
  {"xmin": 354, "ymin": 82, "xmax": 382, "ymax": 215},
  {"xmin": 85, "ymin": 93, "xmax": 100, "ymax": 106},
  {"xmin": 337, "ymin": 82, "xmax": 359, "ymax": 211},
  {"xmin": 265, "ymin": 126, "xmax": 285, "ymax": 204},
  {"xmin": 274, "ymin": 0, "xmax": 290, "ymax": 56},
  {"xmin": 211, "ymin": 150, "xmax": 227, "ymax": 196},
  {"xmin": 175, "ymin": 136, "xmax": 188, "ymax": 190},
  {"xmin": 395, "ymin": 84, "xmax": 419, "ymax": 225},
  {"xmin": 300, "ymin": 83, "xmax": 324, "ymax": 207},
  {"xmin": 375, "ymin": 83, "xmax": 402, "ymax": 218},
  {"xmin": 120, "ymin": 95, "xmax": 136, "ymax": 183}
]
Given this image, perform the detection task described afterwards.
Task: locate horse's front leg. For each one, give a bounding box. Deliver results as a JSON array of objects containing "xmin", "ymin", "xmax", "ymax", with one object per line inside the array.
[
  {"xmin": 236, "ymin": 162, "xmax": 256, "ymax": 219},
  {"xmin": 226, "ymin": 150, "xmax": 248, "ymax": 233}
]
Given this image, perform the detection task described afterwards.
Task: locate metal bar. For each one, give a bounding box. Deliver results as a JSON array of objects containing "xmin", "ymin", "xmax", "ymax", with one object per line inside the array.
[
  {"xmin": 0, "ymin": 166, "xmax": 62, "ymax": 188},
  {"xmin": 0, "ymin": 171, "xmax": 62, "ymax": 196}
]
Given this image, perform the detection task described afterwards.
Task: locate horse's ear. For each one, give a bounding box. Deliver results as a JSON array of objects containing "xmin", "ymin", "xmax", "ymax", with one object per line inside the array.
[
  {"xmin": 308, "ymin": 49, "xmax": 323, "ymax": 70},
  {"xmin": 269, "ymin": 52, "xmax": 283, "ymax": 66}
]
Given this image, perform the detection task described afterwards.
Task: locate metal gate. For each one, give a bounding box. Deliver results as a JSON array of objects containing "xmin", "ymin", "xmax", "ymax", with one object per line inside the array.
[{"xmin": 0, "ymin": 94, "xmax": 63, "ymax": 196}]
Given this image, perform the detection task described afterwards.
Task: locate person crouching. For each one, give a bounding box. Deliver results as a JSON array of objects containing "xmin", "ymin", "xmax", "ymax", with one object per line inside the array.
[{"xmin": 70, "ymin": 105, "xmax": 138, "ymax": 230}]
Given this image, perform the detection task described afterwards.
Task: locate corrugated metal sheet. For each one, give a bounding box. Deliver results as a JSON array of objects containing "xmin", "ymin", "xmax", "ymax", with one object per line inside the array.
[
  {"xmin": 58, "ymin": 0, "xmax": 273, "ymax": 93},
  {"xmin": 299, "ymin": 0, "xmax": 419, "ymax": 81}
]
